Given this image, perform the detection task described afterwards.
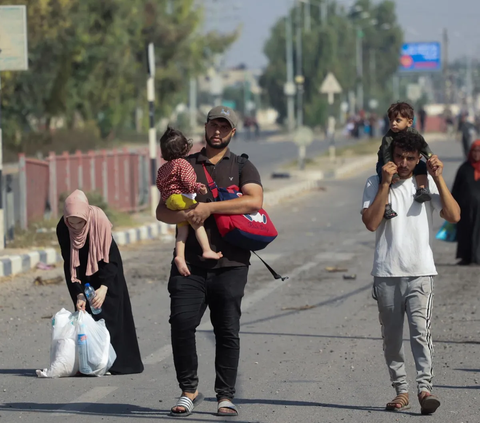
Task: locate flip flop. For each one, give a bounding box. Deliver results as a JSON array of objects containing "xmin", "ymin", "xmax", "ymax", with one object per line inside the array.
[
  {"xmin": 217, "ymin": 399, "xmax": 239, "ymax": 416},
  {"xmin": 385, "ymin": 393, "xmax": 410, "ymax": 412},
  {"xmin": 169, "ymin": 392, "xmax": 204, "ymax": 417}
]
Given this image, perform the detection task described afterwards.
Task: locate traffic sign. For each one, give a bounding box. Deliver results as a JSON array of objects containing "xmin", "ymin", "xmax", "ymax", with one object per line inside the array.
[
  {"xmin": 407, "ymin": 84, "xmax": 422, "ymax": 102},
  {"xmin": 369, "ymin": 99, "xmax": 379, "ymax": 110},
  {"xmin": 293, "ymin": 126, "xmax": 314, "ymax": 147},
  {"xmin": 320, "ymin": 72, "xmax": 342, "ymax": 104},
  {"xmin": 284, "ymin": 82, "xmax": 296, "ymax": 96},
  {"xmin": 0, "ymin": 5, "xmax": 28, "ymax": 71}
]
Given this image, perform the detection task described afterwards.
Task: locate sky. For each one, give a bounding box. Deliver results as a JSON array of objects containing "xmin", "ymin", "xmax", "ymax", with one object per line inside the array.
[{"xmin": 205, "ymin": 0, "xmax": 480, "ymax": 69}]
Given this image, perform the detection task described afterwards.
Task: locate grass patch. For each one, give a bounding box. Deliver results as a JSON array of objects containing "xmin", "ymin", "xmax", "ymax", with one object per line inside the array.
[
  {"xmin": 8, "ymin": 191, "xmax": 138, "ymax": 249},
  {"xmin": 333, "ymin": 138, "xmax": 380, "ymax": 157},
  {"xmin": 282, "ymin": 138, "xmax": 381, "ymax": 170}
]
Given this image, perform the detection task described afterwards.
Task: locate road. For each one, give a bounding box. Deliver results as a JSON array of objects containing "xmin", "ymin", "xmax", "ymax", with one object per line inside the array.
[
  {"xmin": 231, "ymin": 131, "xmax": 353, "ymax": 178},
  {"xmin": 0, "ymin": 135, "xmax": 478, "ymax": 423}
]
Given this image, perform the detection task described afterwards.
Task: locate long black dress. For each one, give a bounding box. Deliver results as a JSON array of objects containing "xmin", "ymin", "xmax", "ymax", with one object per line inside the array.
[
  {"xmin": 56, "ymin": 218, "xmax": 144, "ymax": 374},
  {"xmin": 451, "ymin": 162, "xmax": 480, "ymax": 264}
]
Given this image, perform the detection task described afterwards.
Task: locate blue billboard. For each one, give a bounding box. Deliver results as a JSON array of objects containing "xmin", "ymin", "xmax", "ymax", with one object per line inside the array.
[{"xmin": 399, "ymin": 42, "xmax": 442, "ymax": 72}]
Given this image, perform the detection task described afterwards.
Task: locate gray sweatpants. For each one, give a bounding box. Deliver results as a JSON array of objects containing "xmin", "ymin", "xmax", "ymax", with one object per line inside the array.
[{"xmin": 373, "ymin": 276, "xmax": 434, "ymax": 395}]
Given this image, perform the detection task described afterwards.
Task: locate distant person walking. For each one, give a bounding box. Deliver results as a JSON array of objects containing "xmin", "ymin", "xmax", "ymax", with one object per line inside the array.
[
  {"xmin": 451, "ymin": 140, "xmax": 480, "ymax": 265},
  {"xmin": 460, "ymin": 115, "xmax": 477, "ymax": 158},
  {"xmin": 361, "ymin": 131, "xmax": 460, "ymax": 414},
  {"xmin": 418, "ymin": 107, "xmax": 427, "ymax": 133}
]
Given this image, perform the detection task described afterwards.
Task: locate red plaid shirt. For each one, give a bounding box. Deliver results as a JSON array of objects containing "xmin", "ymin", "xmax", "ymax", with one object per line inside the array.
[{"xmin": 156, "ymin": 158, "xmax": 203, "ymax": 202}]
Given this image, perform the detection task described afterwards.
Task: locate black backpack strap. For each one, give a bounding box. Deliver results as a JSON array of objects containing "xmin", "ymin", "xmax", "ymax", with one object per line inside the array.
[
  {"xmin": 252, "ymin": 251, "xmax": 289, "ymax": 281},
  {"xmin": 237, "ymin": 153, "xmax": 249, "ymax": 178}
]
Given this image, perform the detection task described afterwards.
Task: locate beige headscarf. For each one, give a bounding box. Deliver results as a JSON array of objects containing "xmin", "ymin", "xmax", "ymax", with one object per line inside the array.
[{"xmin": 63, "ymin": 190, "xmax": 113, "ymax": 283}]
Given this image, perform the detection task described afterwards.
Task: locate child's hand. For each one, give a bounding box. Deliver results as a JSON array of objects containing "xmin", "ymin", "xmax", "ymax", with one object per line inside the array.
[{"xmin": 198, "ymin": 183, "xmax": 208, "ymax": 195}]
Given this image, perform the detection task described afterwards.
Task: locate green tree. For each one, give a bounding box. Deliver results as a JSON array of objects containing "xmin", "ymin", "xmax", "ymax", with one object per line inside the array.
[
  {"xmin": 0, "ymin": 0, "xmax": 238, "ymax": 153},
  {"xmin": 260, "ymin": 0, "xmax": 403, "ymax": 128}
]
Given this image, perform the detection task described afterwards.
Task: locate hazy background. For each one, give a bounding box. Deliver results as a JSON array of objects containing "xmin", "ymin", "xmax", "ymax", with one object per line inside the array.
[{"xmin": 210, "ymin": 0, "xmax": 480, "ymax": 69}]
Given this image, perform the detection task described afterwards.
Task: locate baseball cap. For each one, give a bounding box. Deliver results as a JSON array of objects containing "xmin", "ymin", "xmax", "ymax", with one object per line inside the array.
[{"xmin": 207, "ymin": 106, "xmax": 238, "ymax": 129}]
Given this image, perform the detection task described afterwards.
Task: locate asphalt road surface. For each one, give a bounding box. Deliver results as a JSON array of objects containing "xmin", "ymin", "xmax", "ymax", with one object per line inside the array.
[{"xmin": 0, "ymin": 135, "xmax": 478, "ymax": 423}]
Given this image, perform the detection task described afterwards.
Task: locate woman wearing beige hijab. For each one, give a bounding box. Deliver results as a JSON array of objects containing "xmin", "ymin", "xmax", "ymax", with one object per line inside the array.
[{"xmin": 56, "ymin": 190, "xmax": 143, "ymax": 374}]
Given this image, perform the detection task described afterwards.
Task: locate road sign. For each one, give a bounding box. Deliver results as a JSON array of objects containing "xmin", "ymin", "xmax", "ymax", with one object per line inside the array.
[
  {"xmin": 293, "ymin": 125, "xmax": 314, "ymax": 147},
  {"xmin": 368, "ymin": 99, "xmax": 379, "ymax": 110},
  {"xmin": 0, "ymin": 5, "xmax": 28, "ymax": 71},
  {"xmin": 398, "ymin": 42, "xmax": 441, "ymax": 73},
  {"xmin": 407, "ymin": 84, "xmax": 422, "ymax": 102},
  {"xmin": 284, "ymin": 82, "xmax": 296, "ymax": 96},
  {"xmin": 320, "ymin": 72, "xmax": 343, "ymax": 104}
]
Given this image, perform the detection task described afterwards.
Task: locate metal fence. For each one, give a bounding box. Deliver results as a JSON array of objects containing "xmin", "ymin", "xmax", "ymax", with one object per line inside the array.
[
  {"xmin": 6, "ymin": 142, "xmax": 205, "ymax": 237},
  {"xmin": 12, "ymin": 147, "xmax": 154, "ymax": 232}
]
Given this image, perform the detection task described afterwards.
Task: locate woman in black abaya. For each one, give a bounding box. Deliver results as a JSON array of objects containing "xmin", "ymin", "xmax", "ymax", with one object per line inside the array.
[
  {"xmin": 56, "ymin": 190, "xmax": 144, "ymax": 374},
  {"xmin": 451, "ymin": 140, "xmax": 480, "ymax": 265}
]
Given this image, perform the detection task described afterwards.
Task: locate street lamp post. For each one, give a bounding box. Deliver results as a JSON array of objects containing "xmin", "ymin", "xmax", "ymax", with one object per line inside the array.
[
  {"xmin": 284, "ymin": 9, "xmax": 296, "ymax": 133},
  {"xmin": 355, "ymin": 27, "xmax": 364, "ymax": 112},
  {"xmin": 295, "ymin": 0, "xmax": 304, "ymax": 128}
]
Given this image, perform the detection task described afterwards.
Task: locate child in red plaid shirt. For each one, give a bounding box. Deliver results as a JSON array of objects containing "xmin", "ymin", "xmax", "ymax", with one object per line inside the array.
[{"xmin": 156, "ymin": 127, "xmax": 222, "ymax": 276}]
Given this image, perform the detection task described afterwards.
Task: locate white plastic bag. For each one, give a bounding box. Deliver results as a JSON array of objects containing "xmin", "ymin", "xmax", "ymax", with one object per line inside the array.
[
  {"xmin": 36, "ymin": 308, "xmax": 79, "ymax": 378},
  {"xmin": 75, "ymin": 311, "xmax": 116, "ymax": 376}
]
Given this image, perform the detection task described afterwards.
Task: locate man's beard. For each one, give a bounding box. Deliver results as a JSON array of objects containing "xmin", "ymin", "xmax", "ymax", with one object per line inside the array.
[{"xmin": 205, "ymin": 130, "xmax": 233, "ymax": 150}]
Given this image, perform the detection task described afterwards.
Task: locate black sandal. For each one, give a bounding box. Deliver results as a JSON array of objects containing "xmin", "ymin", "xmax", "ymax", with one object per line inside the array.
[{"xmin": 384, "ymin": 203, "xmax": 397, "ymax": 220}]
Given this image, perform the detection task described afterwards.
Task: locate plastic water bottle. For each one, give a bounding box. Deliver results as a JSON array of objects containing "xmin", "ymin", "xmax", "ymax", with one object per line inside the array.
[
  {"xmin": 77, "ymin": 324, "xmax": 92, "ymax": 374},
  {"xmin": 84, "ymin": 283, "xmax": 102, "ymax": 315}
]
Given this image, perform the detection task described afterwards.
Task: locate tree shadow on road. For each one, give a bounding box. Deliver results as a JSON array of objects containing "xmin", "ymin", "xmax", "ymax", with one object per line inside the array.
[
  {"xmin": 206, "ymin": 397, "xmax": 422, "ymax": 416},
  {"xmin": 238, "ymin": 283, "xmax": 371, "ymax": 327},
  {"xmin": 0, "ymin": 402, "xmax": 233, "ymax": 422},
  {"xmin": 436, "ymin": 384, "xmax": 480, "ymax": 390}
]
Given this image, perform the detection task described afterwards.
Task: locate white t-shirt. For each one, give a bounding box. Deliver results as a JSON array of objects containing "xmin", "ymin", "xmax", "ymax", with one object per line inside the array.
[{"xmin": 362, "ymin": 174, "xmax": 443, "ymax": 277}]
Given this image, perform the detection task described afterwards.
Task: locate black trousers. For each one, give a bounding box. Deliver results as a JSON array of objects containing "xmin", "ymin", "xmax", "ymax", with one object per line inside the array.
[{"xmin": 168, "ymin": 264, "xmax": 248, "ymax": 400}]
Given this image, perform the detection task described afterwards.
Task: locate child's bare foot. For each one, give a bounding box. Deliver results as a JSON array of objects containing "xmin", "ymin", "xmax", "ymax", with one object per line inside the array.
[
  {"xmin": 202, "ymin": 250, "xmax": 223, "ymax": 260},
  {"xmin": 174, "ymin": 257, "xmax": 191, "ymax": 276}
]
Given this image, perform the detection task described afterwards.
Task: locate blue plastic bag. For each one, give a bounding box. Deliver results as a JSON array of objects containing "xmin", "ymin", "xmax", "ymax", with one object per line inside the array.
[{"xmin": 435, "ymin": 221, "xmax": 457, "ymax": 242}]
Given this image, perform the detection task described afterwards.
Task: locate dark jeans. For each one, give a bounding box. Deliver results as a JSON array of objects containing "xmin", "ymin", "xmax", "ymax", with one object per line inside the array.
[{"xmin": 168, "ymin": 264, "xmax": 248, "ymax": 401}]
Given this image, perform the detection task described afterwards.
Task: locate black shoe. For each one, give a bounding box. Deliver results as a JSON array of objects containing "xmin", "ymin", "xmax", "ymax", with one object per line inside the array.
[
  {"xmin": 415, "ymin": 188, "xmax": 431, "ymax": 203},
  {"xmin": 384, "ymin": 204, "xmax": 397, "ymax": 220},
  {"xmin": 457, "ymin": 259, "xmax": 471, "ymax": 266}
]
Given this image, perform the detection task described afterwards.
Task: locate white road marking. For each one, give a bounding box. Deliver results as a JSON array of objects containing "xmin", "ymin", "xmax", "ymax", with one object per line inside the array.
[
  {"xmin": 50, "ymin": 387, "xmax": 118, "ymax": 416},
  {"xmin": 142, "ymin": 344, "xmax": 172, "ymax": 366}
]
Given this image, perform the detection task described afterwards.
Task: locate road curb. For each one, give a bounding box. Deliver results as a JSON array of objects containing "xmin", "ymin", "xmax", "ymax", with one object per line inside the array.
[
  {"xmin": 1, "ymin": 154, "xmax": 376, "ymax": 278},
  {"xmin": 0, "ymin": 248, "xmax": 60, "ymax": 277},
  {"xmin": 112, "ymin": 222, "xmax": 171, "ymax": 246}
]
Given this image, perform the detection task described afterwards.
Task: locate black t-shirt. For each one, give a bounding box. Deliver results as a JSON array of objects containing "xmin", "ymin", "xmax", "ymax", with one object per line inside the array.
[{"xmin": 183, "ymin": 148, "xmax": 262, "ymax": 268}]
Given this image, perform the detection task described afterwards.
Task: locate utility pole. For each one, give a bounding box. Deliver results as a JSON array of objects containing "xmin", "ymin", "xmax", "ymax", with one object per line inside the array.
[
  {"xmin": 295, "ymin": 0, "xmax": 304, "ymax": 127},
  {"xmin": 466, "ymin": 52, "xmax": 474, "ymax": 117},
  {"xmin": 321, "ymin": 0, "xmax": 328, "ymax": 25},
  {"xmin": 0, "ymin": 5, "xmax": 28, "ymax": 248},
  {"xmin": 189, "ymin": 77, "xmax": 197, "ymax": 133},
  {"xmin": 284, "ymin": 10, "xmax": 296, "ymax": 133},
  {"xmin": 304, "ymin": 0, "xmax": 311, "ymax": 32},
  {"xmin": 369, "ymin": 49, "xmax": 376, "ymax": 106},
  {"xmin": 146, "ymin": 43, "xmax": 159, "ymax": 219},
  {"xmin": 443, "ymin": 28, "xmax": 450, "ymax": 108},
  {"xmin": 355, "ymin": 27, "xmax": 364, "ymax": 112},
  {"xmin": 0, "ymin": 76, "xmax": 4, "ymax": 248}
]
